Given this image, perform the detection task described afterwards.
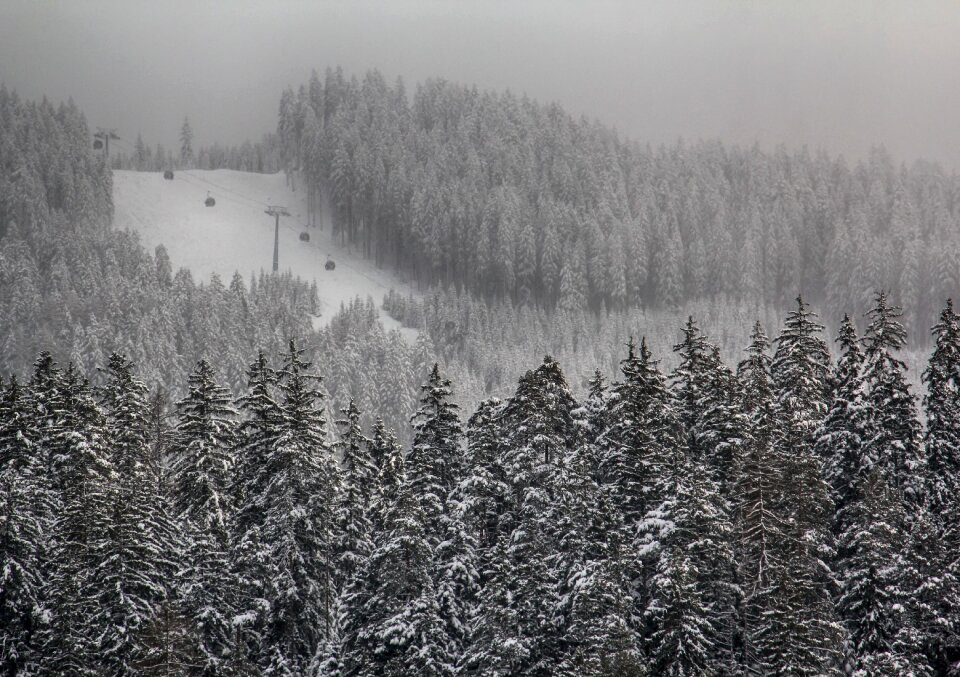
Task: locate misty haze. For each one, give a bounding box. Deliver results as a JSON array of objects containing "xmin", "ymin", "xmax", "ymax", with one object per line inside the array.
[{"xmin": 1, "ymin": 1, "xmax": 959, "ymax": 675}]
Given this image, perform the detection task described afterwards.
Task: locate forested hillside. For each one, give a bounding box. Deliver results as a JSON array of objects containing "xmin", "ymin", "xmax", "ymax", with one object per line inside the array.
[
  {"xmin": 280, "ymin": 67, "xmax": 960, "ymax": 336},
  {"xmin": 0, "ymin": 87, "xmax": 315, "ymax": 387},
  {"xmin": 0, "ymin": 87, "xmax": 440, "ymax": 443},
  {"xmin": 2, "ymin": 293, "xmax": 958, "ymax": 674}
]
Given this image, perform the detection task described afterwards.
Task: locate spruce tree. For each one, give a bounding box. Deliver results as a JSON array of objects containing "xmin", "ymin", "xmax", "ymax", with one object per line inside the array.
[
  {"xmin": 600, "ymin": 337, "xmax": 679, "ymax": 643},
  {"xmin": 602, "ymin": 337, "xmax": 677, "ymax": 529},
  {"xmin": 917, "ymin": 300, "xmax": 960, "ymax": 672},
  {"xmin": 334, "ymin": 399, "xmax": 376, "ymax": 588},
  {"xmin": 0, "ymin": 376, "xmax": 45, "ymax": 675},
  {"xmin": 836, "ymin": 470, "xmax": 917, "ymax": 674},
  {"xmin": 669, "ymin": 323, "xmax": 741, "ymax": 668},
  {"xmin": 366, "ymin": 418, "xmax": 405, "ymax": 538},
  {"xmin": 94, "ymin": 353, "xmax": 178, "ymax": 675},
  {"xmin": 455, "ymin": 398, "xmax": 507, "ymax": 562},
  {"xmin": 408, "ymin": 363, "xmax": 464, "ymax": 548},
  {"xmin": 554, "ymin": 433, "xmax": 640, "ymax": 675},
  {"xmin": 862, "ymin": 291, "xmax": 925, "ymax": 506},
  {"xmin": 818, "ymin": 315, "xmax": 870, "ymax": 536},
  {"xmin": 922, "ymin": 298, "xmax": 960, "ymax": 518},
  {"xmin": 736, "ymin": 322, "xmax": 787, "ymax": 672},
  {"xmin": 237, "ymin": 340, "xmax": 340, "ymax": 673},
  {"xmin": 766, "ymin": 301, "xmax": 844, "ymax": 675},
  {"xmin": 171, "ymin": 359, "xmax": 239, "ymax": 675},
  {"xmin": 644, "ymin": 439, "xmax": 734, "ymax": 676},
  {"xmin": 469, "ymin": 357, "xmax": 579, "ymax": 676},
  {"xmin": 670, "ymin": 317, "xmax": 714, "ymax": 461},
  {"xmin": 340, "ymin": 456, "xmax": 452, "ymax": 677},
  {"xmin": 41, "ymin": 367, "xmax": 113, "ymax": 675}
]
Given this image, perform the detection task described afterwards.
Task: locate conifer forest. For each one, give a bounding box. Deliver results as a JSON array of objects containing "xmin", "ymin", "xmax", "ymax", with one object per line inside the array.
[{"xmin": 3, "ymin": 3, "xmax": 960, "ymax": 675}]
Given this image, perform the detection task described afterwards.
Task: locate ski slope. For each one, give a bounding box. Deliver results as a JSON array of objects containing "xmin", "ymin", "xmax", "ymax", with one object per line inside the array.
[{"xmin": 112, "ymin": 169, "xmax": 418, "ymax": 336}]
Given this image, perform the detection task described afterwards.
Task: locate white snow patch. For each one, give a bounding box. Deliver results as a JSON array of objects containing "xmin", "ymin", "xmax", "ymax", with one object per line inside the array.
[{"xmin": 112, "ymin": 169, "xmax": 420, "ymax": 338}]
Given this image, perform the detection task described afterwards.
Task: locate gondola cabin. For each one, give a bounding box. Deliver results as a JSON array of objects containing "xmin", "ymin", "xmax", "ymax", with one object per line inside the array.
[
  {"xmin": 93, "ymin": 139, "xmax": 103, "ymax": 150},
  {"xmin": 299, "ymin": 232, "xmax": 310, "ymax": 242},
  {"xmin": 325, "ymin": 256, "xmax": 336, "ymax": 271},
  {"xmin": 205, "ymin": 191, "xmax": 216, "ymax": 207},
  {"xmin": 163, "ymin": 170, "xmax": 174, "ymax": 180}
]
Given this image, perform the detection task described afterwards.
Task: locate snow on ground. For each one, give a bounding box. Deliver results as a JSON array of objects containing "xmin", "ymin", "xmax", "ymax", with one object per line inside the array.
[{"xmin": 112, "ymin": 169, "xmax": 419, "ymax": 339}]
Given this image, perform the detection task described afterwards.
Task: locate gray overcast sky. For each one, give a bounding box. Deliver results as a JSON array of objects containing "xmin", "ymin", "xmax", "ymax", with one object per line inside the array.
[{"xmin": 2, "ymin": 0, "xmax": 959, "ymax": 169}]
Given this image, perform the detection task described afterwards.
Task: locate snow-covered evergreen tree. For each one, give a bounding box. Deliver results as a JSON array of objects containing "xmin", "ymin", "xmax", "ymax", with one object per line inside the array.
[
  {"xmin": 736, "ymin": 314, "xmax": 845, "ymax": 675},
  {"xmin": 235, "ymin": 340, "xmax": 340, "ymax": 674},
  {"xmin": 340, "ymin": 455, "xmax": 452, "ymax": 677},
  {"xmin": 94, "ymin": 353, "xmax": 179, "ymax": 675},
  {"xmin": 818, "ymin": 315, "xmax": 870, "ymax": 536},
  {"xmin": 735, "ymin": 322, "xmax": 786, "ymax": 672},
  {"xmin": 922, "ymin": 298, "xmax": 960, "ymax": 518},
  {"xmin": 862, "ymin": 291, "xmax": 925, "ymax": 507},
  {"xmin": 0, "ymin": 376, "xmax": 46, "ymax": 675},
  {"xmin": 41, "ymin": 367, "xmax": 113, "ymax": 675},
  {"xmin": 171, "ymin": 359, "xmax": 239, "ymax": 674},
  {"xmin": 643, "ymin": 438, "xmax": 734, "ymax": 676},
  {"xmin": 366, "ymin": 418, "xmax": 404, "ymax": 538},
  {"xmin": 408, "ymin": 363, "xmax": 464, "ymax": 547},
  {"xmin": 334, "ymin": 399, "xmax": 376, "ymax": 588},
  {"xmin": 602, "ymin": 337, "xmax": 677, "ymax": 530},
  {"xmin": 554, "ymin": 431, "xmax": 640, "ymax": 675},
  {"xmin": 468, "ymin": 357, "xmax": 578, "ymax": 675},
  {"xmin": 918, "ymin": 299, "xmax": 960, "ymax": 673},
  {"xmin": 836, "ymin": 470, "xmax": 920, "ymax": 675}
]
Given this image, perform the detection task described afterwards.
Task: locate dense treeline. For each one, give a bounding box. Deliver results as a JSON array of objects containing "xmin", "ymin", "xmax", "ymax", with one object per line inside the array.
[
  {"xmin": 386, "ymin": 286, "xmax": 791, "ymax": 397},
  {"xmin": 109, "ymin": 131, "xmax": 284, "ymax": 175},
  {"xmin": 280, "ymin": 67, "xmax": 960, "ymax": 335},
  {"xmin": 0, "ymin": 86, "xmax": 112, "ymax": 242},
  {"xmin": 3, "ymin": 294, "xmax": 959, "ymax": 675}
]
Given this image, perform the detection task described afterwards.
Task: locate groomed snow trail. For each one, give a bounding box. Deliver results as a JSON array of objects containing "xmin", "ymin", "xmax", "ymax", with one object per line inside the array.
[{"xmin": 112, "ymin": 169, "xmax": 418, "ymax": 336}]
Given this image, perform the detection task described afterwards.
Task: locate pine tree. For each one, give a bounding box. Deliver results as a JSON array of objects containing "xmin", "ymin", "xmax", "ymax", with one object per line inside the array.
[
  {"xmin": 366, "ymin": 418, "xmax": 404, "ymax": 538},
  {"xmin": 836, "ymin": 470, "xmax": 917, "ymax": 675},
  {"xmin": 408, "ymin": 363, "xmax": 464, "ymax": 547},
  {"xmin": 922, "ymin": 298, "xmax": 960, "ymax": 519},
  {"xmin": 171, "ymin": 359, "xmax": 239, "ymax": 675},
  {"xmin": 229, "ymin": 351, "xmax": 279, "ymax": 667},
  {"xmin": 0, "ymin": 376, "xmax": 46, "ymax": 675},
  {"xmin": 819, "ymin": 315, "xmax": 870, "ymax": 536},
  {"xmin": 575, "ymin": 369, "xmax": 608, "ymax": 471},
  {"xmin": 340, "ymin": 459, "xmax": 452, "ymax": 677},
  {"xmin": 765, "ymin": 301, "xmax": 844, "ymax": 675},
  {"xmin": 455, "ymin": 398, "xmax": 507, "ymax": 561},
  {"xmin": 94, "ymin": 353, "xmax": 178, "ymax": 675},
  {"xmin": 771, "ymin": 296, "xmax": 831, "ymax": 447},
  {"xmin": 602, "ymin": 337, "xmax": 677, "ymax": 528},
  {"xmin": 861, "ymin": 291, "xmax": 925, "ymax": 507},
  {"xmin": 915, "ymin": 301, "xmax": 960, "ymax": 673},
  {"xmin": 670, "ymin": 317, "xmax": 714, "ymax": 460},
  {"xmin": 334, "ymin": 399, "xmax": 376, "ymax": 588},
  {"xmin": 180, "ymin": 117, "xmax": 194, "ymax": 167},
  {"xmin": 468, "ymin": 357, "xmax": 579, "ymax": 676},
  {"xmin": 735, "ymin": 321, "xmax": 788, "ymax": 673},
  {"xmin": 41, "ymin": 367, "xmax": 113, "ymax": 675},
  {"xmin": 234, "ymin": 340, "xmax": 340, "ymax": 673},
  {"xmin": 644, "ymin": 438, "xmax": 734, "ymax": 676},
  {"xmin": 434, "ymin": 504, "xmax": 481, "ymax": 669},
  {"xmin": 554, "ymin": 433, "xmax": 640, "ymax": 675},
  {"xmin": 600, "ymin": 337, "xmax": 679, "ymax": 643}
]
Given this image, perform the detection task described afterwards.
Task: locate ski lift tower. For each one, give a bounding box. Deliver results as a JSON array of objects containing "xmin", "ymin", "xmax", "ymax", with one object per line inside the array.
[{"xmin": 265, "ymin": 205, "xmax": 290, "ymax": 273}]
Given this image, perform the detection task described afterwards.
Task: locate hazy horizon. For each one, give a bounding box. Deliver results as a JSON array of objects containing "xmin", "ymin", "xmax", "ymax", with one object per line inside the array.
[{"xmin": 2, "ymin": 0, "xmax": 960, "ymax": 170}]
